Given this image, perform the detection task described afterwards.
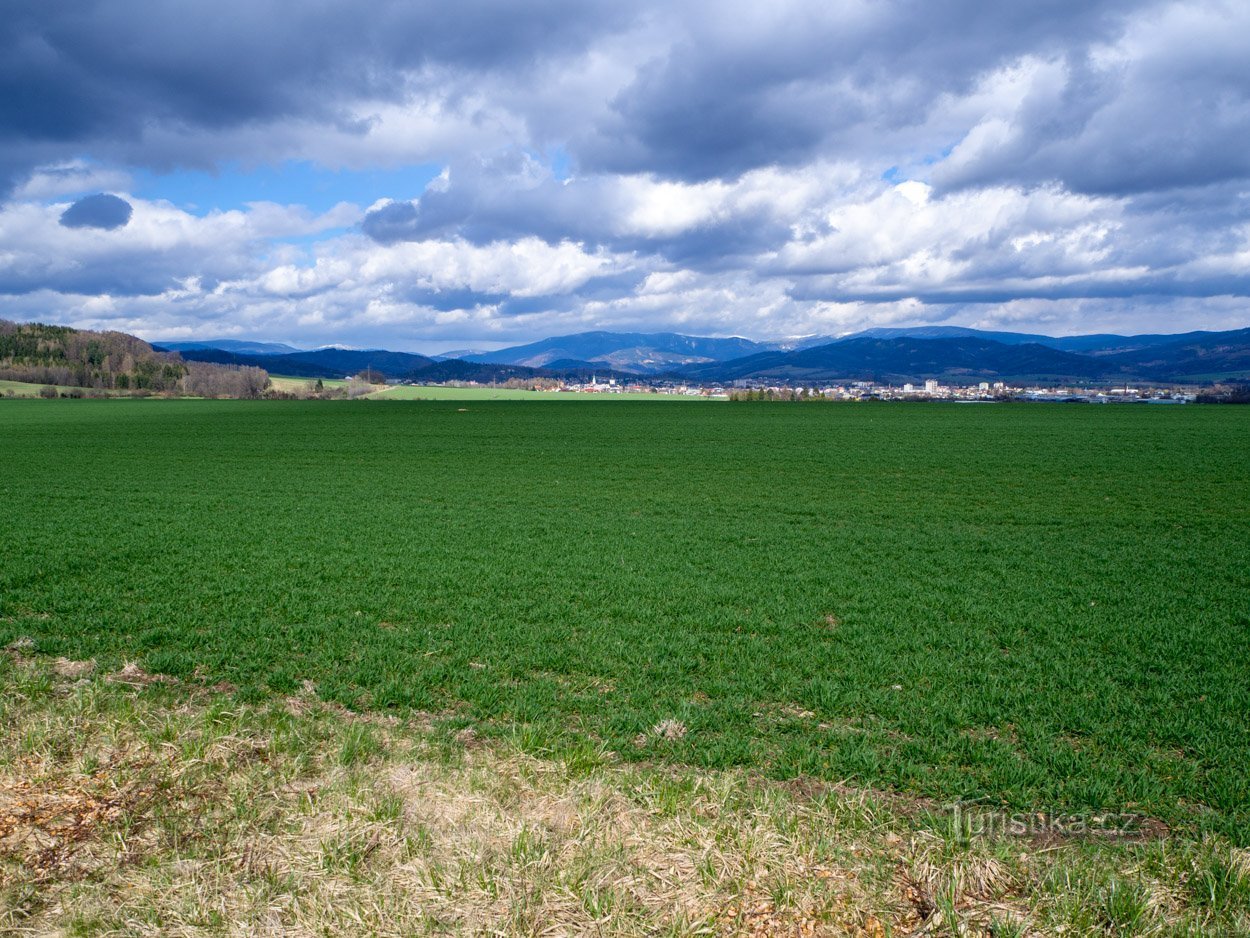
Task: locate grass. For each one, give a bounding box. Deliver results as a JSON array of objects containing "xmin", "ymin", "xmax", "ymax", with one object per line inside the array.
[
  {"xmin": 0, "ymin": 379, "xmax": 44, "ymax": 396},
  {"xmin": 368, "ymin": 384, "xmax": 715, "ymax": 401},
  {"xmin": 1, "ymin": 399, "xmax": 1248, "ymax": 847},
  {"xmin": 266, "ymin": 375, "xmax": 350, "ymax": 393},
  {"xmin": 0, "ymin": 379, "xmax": 119, "ymax": 398},
  {"xmin": 3, "ymin": 653, "xmax": 1248, "ymax": 935}
]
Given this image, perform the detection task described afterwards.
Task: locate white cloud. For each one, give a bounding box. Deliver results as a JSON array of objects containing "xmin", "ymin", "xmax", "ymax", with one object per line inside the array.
[
  {"xmin": 2, "ymin": 0, "xmax": 1248, "ymax": 346},
  {"xmin": 13, "ymin": 160, "xmax": 134, "ymax": 200}
]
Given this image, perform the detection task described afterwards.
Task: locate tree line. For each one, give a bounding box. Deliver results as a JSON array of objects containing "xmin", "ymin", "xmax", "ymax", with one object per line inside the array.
[{"xmin": 0, "ymin": 319, "xmax": 270, "ymax": 398}]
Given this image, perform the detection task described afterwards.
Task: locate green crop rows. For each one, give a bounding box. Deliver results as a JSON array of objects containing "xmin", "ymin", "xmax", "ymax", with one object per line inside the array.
[{"xmin": 2, "ymin": 399, "xmax": 1248, "ymax": 840}]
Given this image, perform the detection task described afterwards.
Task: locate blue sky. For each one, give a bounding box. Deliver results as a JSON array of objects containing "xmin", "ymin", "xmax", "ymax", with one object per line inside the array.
[
  {"xmin": 1, "ymin": 0, "xmax": 1247, "ymax": 352},
  {"xmin": 134, "ymin": 161, "xmax": 445, "ymax": 216}
]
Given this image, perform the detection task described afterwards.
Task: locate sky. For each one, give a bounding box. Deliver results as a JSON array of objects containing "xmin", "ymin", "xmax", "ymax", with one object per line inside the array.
[{"xmin": 1, "ymin": 0, "xmax": 1248, "ymax": 353}]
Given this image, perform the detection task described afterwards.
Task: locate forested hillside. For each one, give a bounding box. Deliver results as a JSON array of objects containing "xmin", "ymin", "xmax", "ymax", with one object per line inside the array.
[{"xmin": 0, "ymin": 320, "xmax": 268, "ymax": 397}]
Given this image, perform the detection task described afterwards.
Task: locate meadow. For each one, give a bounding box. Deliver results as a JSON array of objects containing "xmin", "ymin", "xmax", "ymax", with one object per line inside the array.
[
  {"xmin": 0, "ymin": 379, "xmax": 120, "ymax": 398},
  {"xmin": 265, "ymin": 375, "xmax": 350, "ymax": 393},
  {"xmin": 367, "ymin": 383, "xmax": 714, "ymax": 401},
  {"xmin": 2, "ymin": 399, "xmax": 1248, "ymax": 844}
]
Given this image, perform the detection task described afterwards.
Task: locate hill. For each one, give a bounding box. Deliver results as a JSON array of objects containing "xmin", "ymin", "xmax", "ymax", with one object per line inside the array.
[
  {"xmin": 174, "ymin": 345, "xmax": 646, "ymax": 385},
  {"xmin": 0, "ymin": 319, "xmax": 268, "ymax": 397},
  {"xmin": 1100, "ymin": 327, "xmax": 1250, "ymax": 380},
  {"xmin": 157, "ymin": 339, "xmax": 302, "ymax": 355},
  {"xmin": 681, "ymin": 328, "xmax": 1250, "ymax": 384},
  {"xmin": 174, "ymin": 347, "xmax": 437, "ymax": 380},
  {"xmin": 456, "ymin": 331, "xmax": 771, "ymax": 373},
  {"xmin": 159, "ymin": 324, "xmax": 1250, "ymax": 386},
  {"xmin": 824, "ymin": 325, "xmax": 1245, "ymax": 356},
  {"xmin": 683, "ymin": 337, "xmax": 1111, "ymax": 383}
]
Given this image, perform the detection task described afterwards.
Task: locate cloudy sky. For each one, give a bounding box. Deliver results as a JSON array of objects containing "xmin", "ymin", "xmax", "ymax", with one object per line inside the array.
[{"xmin": 2, "ymin": 0, "xmax": 1248, "ymax": 352}]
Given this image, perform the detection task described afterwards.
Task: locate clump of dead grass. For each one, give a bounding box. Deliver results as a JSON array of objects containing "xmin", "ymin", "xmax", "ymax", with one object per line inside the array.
[
  {"xmin": 104, "ymin": 661, "xmax": 174, "ymax": 686},
  {"xmin": 4, "ymin": 636, "xmax": 36, "ymax": 656},
  {"xmin": 51, "ymin": 657, "xmax": 95, "ymax": 679}
]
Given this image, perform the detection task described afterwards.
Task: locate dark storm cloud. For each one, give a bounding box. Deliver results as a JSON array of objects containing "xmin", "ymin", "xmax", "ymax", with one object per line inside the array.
[
  {"xmin": 0, "ymin": 0, "xmax": 630, "ymax": 190},
  {"xmin": 576, "ymin": 0, "xmax": 1148, "ymax": 181},
  {"xmin": 931, "ymin": 14, "xmax": 1250, "ymax": 196},
  {"xmin": 58, "ymin": 192, "xmax": 132, "ymax": 229},
  {"xmin": 4, "ymin": 0, "xmax": 1246, "ymax": 200}
]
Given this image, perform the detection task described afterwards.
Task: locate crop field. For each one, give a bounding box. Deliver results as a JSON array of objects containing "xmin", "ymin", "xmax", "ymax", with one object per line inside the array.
[
  {"xmin": 368, "ymin": 384, "xmax": 715, "ymax": 401},
  {"xmin": 0, "ymin": 379, "xmax": 119, "ymax": 398},
  {"xmin": 0, "ymin": 379, "xmax": 44, "ymax": 396},
  {"xmin": 266, "ymin": 375, "xmax": 350, "ymax": 393},
  {"xmin": 2, "ymin": 399, "xmax": 1248, "ymax": 844}
]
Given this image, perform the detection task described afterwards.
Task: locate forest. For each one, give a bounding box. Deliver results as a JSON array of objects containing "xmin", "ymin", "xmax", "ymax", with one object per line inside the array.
[{"xmin": 0, "ymin": 319, "xmax": 268, "ymax": 398}]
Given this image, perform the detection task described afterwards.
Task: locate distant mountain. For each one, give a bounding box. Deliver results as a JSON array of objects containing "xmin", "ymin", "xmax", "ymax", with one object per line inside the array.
[
  {"xmin": 682, "ymin": 328, "xmax": 1250, "ymax": 384},
  {"xmin": 458, "ymin": 331, "xmax": 772, "ymax": 373},
  {"xmin": 683, "ymin": 337, "xmax": 1110, "ymax": 384},
  {"xmin": 172, "ymin": 324, "xmax": 1250, "ymax": 386},
  {"xmin": 1100, "ymin": 327, "xmax": 1250, "ymax": 380},
  {"xmin": 827, "ymin": 325, "xmax": 1239, "ymax": 356},
  {"xmin": 836, "ymin": 326, "xmax": 1056, "ymax": 346},
  {"xmin": 283, "ymin": 348, "xmax": 438, "ymax": 376},
  {"xmin": 156, "ymin": 339, "xmax": 302, "ymax": 355},
  {"xmin": 176, "ymin": 347, "xmax": 437, "ymax": 378},
  {"xmin": 1047, "ymin": 329, "xmax": 1250, "ymax": 356},
  {"xmin": 174, "ymin": 345, "xmax": 646, "ymax": 384}
]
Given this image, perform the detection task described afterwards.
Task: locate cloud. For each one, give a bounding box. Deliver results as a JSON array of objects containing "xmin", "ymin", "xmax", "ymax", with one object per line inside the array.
[
  {"xmin": 15, "ymin": 160, "xmax": 132, "ymax": 199},
  {"xmin": 361, "ymin": 153, "xmax": 860, "ymax": 271},
  {"xmin": 0, "ymin": 196, "xmax": 353, "ymax": 296},
  {"xmin": 59, "ymin": 192, "xmax": 132, "ymax": 229},
  {"xmin": 1, "ymin": 0, "xmax": 1248, "ymax": 349},
  {"xmin": 931, "ymin": 3, "xmax": 1250, "ymax": 195},
  {"xmin": 571, "ymin": 1, "xmax": 1147, "ymax": 181},
  {"xmin": 3, "ymin": 1, "xmax": 1245, "ymax": 203},
  {"xmin": 772, "ymin": 180, "xmax": 1250, "ymax": 305},
  {"xmin": 0, "ymin": 0, "xmax": 635, "ymax": 192}
]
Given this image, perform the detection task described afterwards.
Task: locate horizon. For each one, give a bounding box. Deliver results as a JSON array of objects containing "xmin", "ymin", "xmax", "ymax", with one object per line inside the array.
[
  {"xmin": 3, "ymin": 2, "xmax": 1249, "ymax": 349},
  {"xmin": 146, "ymin": 322, "xmax": 1250, "ymax": 359}
]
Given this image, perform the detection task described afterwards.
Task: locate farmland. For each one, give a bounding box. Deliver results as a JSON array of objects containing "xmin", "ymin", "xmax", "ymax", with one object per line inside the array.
[
  {"xmin": 0, "ymin": 379, "xmax": 122, "ymax": 398},
  {"xmin": 265, "ymin": 375, "xmax": 350, "ymax": 393},
  {"xmin": 2, "ymin": 399, "xmax": 1248, "ymax": 846},
  {"xmin": 367, "ymin": 384, "xmax": 714, "ymax": 401},
  {"xmin": 0, "ymin": 379, "xmax": 55, "ymax": 397}
]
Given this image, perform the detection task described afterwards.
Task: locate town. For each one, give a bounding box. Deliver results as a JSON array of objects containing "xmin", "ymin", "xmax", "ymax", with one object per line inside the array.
[{"xmin": 391, "ymin": 373, "xmax": 1203, "ymax": 403}]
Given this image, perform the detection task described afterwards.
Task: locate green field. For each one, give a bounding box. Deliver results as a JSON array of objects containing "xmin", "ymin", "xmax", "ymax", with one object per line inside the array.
[
  {"xmin": 2, "ymin": 400, "xmax": 1248, "ymax": 841},
  {"xmin": 0, "ymin": 379, "xmax": 44, "ymax": 396},
  {"xmin": 267, "ymin": 375, "xmax": 350, "ymax": 393},
  {"xmin": 0, "ymin": 379, "xmax": 117, "ymax": 397},
  {"xmin": 368, "ymin": 384, "xmax": 716, "ymax": 401}
]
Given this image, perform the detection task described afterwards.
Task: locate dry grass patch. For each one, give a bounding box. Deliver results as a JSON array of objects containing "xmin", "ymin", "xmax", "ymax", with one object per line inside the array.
[{"xmin": 1, "ymin": 653, "xmax": 1247, "ymax": 936}]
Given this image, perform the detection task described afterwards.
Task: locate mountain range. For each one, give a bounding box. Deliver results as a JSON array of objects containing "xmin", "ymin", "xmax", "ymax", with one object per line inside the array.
[
  {"xmin": 156, "ymin": 325, "xmax": 1250, "ymax": 385},
  {"xmin": 457, "ymin": 331, "xmax": 771, "ymax": 371},
  {"xmin": 158, "ymin": 339, "xmax": 303, "ymax": 356}
]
